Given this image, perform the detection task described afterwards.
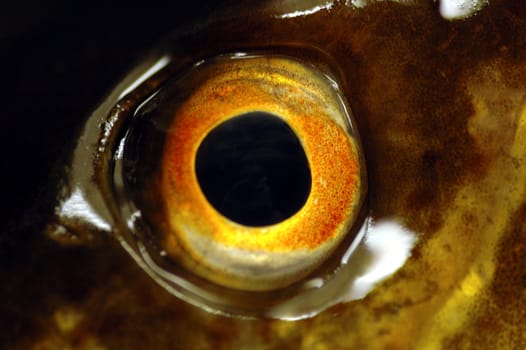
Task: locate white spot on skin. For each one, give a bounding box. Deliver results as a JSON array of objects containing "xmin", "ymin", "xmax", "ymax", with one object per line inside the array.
[
  {"xmin": 348, "ymin": 219, "xmax": 418, "ymax": 299},
  {"xmin": 268, "ymin": 218, "xmax": 418, "ymax": 320},
  {"xmin": 59, "ymin": 189, "xmax": 111, "ymax": 232},
  {"xmin": 270, "ymin": 0, "xmax": 333, "ymax": 19},
  {"xmin": 439, "ymin": 0, "xmax": 488, "ymax": 20},
  {"xmin": 348, "ymin": 0, "xmax": 488, "ymax": 20},
  {"xmin": 277, "ymin": 3, "xmax": 333, "ymax": 18}
]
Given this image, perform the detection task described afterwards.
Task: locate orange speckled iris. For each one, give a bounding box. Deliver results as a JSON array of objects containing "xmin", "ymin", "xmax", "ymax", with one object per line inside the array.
[{"xmin": 160, "ymin": 55, "xmax": 362, "ymax": 289}]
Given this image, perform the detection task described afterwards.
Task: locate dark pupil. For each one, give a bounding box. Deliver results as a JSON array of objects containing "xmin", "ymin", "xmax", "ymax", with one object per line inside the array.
[{"xmin": 195, "ymin": 112, "xmax": 312, "ymax": 227}]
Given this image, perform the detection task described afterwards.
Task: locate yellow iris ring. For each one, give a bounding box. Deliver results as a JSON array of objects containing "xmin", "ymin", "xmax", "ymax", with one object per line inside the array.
[{"xmin": 161, "ymin": 56, "xmax": 361, "ymax": 290}]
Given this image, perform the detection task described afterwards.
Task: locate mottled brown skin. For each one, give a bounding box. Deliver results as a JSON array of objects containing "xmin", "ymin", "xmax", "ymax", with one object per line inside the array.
[{"xmin": 2, "ymin": 0, "xmax": 526, "ymax": 349}]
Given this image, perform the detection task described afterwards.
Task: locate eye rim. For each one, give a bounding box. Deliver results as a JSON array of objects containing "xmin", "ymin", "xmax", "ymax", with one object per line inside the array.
[
  {"xmin": 109, "ymin": 49, "xmax": 369, "ymax": 317},
  {"xmin": 153, "ymin": 54, "xmax": 364, "ymax": 291},
  {"xmin": 51, "ymin": 40, "xmax": 370, "ymax": 318}
]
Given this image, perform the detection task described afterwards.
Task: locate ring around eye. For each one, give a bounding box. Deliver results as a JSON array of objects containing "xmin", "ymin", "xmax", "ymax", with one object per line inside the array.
[{"xmin": 116, "ymin": 54, "xmax": 366, "ymax": 292}]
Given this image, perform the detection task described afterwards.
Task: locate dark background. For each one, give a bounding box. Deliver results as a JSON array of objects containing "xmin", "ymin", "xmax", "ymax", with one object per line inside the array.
[{"xmin": 0, "ymin": 1, "xmax": 223, "ymax": 263}]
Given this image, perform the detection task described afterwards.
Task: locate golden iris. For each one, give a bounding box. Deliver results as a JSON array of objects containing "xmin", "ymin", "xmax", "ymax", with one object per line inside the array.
[{"xmin": 155, "ymin": 54, "xmax": 365, "ymax": 291}]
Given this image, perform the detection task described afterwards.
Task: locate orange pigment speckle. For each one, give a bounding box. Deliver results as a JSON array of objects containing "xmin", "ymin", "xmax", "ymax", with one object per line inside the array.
[{"xmin": 160, "ymin": 57, "xmax": 362, "ymax": 255}]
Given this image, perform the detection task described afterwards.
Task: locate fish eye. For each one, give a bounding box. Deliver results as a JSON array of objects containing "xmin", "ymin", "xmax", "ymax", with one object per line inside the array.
[
  {"xmin": 34, "ymin": 0, "xmax": 526, "ymax": 346},
  {"xmin": 111, "ymin": 52, "xmax": 367, "ymax": 313}
]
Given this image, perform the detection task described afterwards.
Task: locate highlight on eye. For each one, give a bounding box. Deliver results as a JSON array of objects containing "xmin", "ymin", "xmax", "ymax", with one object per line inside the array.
[{"xmin": 113, "ymin": 53, "xmax": 367, "ymax": 305}]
